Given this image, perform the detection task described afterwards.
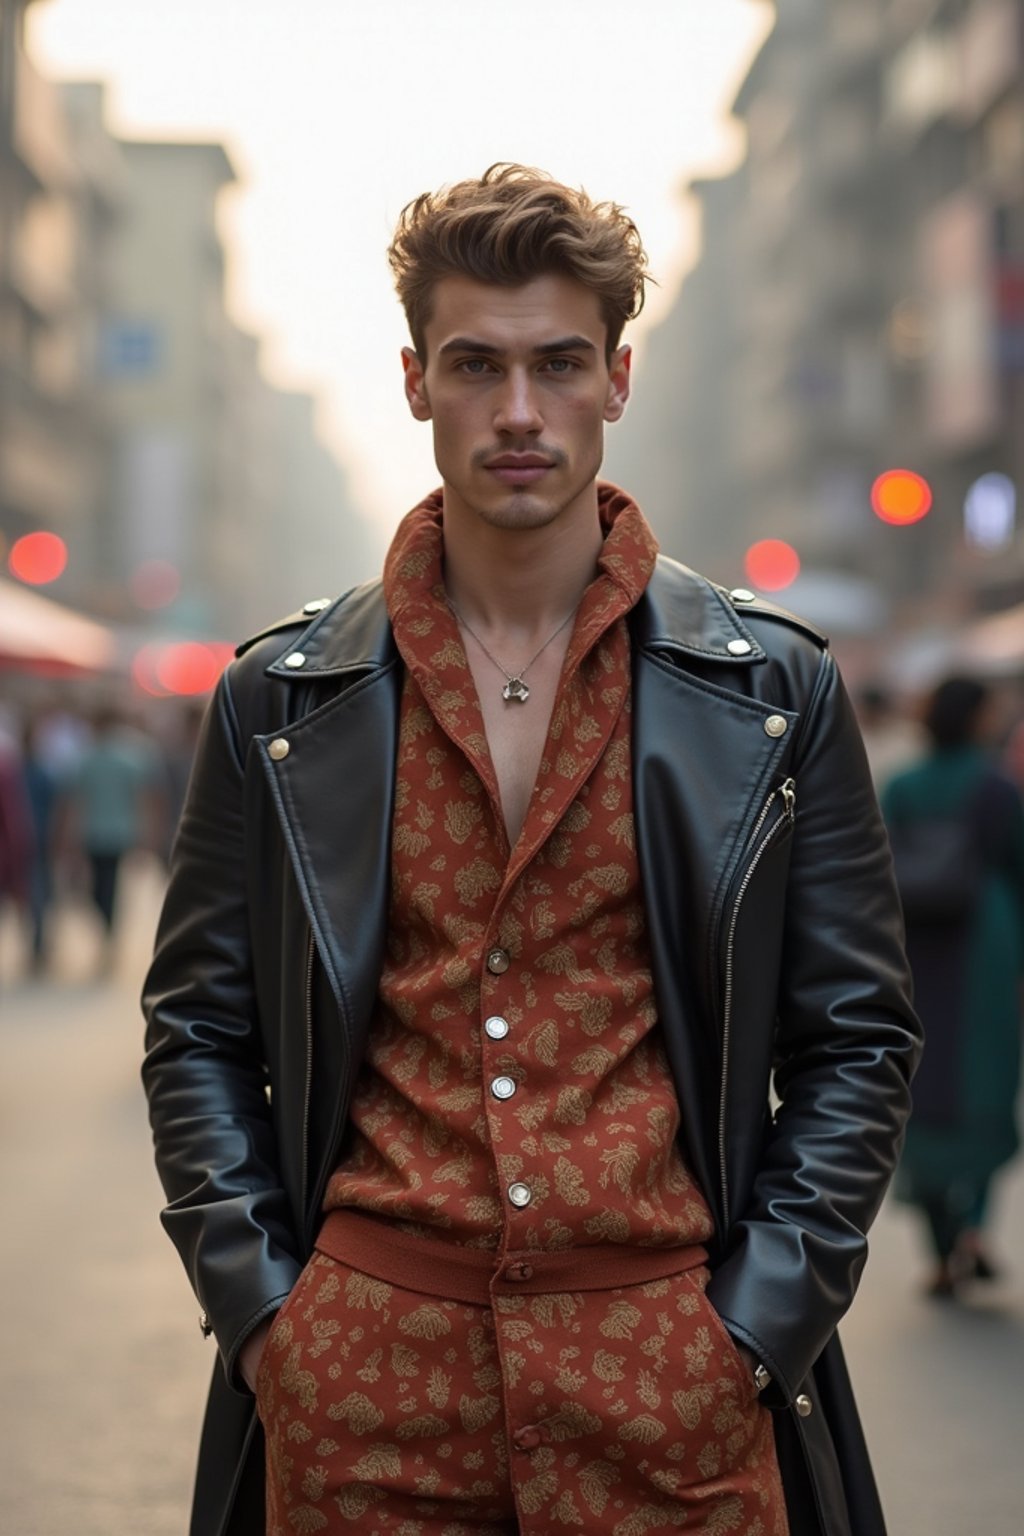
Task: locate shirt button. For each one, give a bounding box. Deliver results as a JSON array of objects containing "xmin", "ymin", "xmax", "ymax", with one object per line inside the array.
[
  {"xmin": 486, "ymin": 948, "xmax": 510, "ymax": 975},
  {"xmin": 491, "ymin": 1076, "xmax": 517, "ymax": 1100},
  {"xmin": 484, "ymin": 1015, "xmax": 510, "ymax": 1040},
  {"xmin": 513, "ymin": 1426, "xmax": 543, "ymax": 1452},
  {"xmin": 507, "ymin": 1182, "xmax": 532, "ymax": 1208},
  {"xmin": 504, "ymin": 1260, "xmax": 534, "ymax": 1282}
]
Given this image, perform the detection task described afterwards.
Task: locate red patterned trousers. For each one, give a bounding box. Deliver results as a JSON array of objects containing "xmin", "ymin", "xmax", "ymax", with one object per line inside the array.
[{"xmin": 256, "ymin": 1210, "xmax": 789, "ymax": 1535}]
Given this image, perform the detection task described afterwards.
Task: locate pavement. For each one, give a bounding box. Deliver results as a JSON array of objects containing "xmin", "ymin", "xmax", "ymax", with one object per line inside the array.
[{"xmin": 1, "ymin": 857, "xmax": 1023, "ymax": 1535}]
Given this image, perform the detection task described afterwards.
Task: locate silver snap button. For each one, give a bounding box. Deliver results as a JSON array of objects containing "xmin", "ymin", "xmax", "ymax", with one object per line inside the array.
[
  {"xmin": 727, "ymin": 638, "xmax": 753, "ymax": 656},
  {"xmin": 486, "ymin": 948, "xmax": 510, "ymax": 975},
  {"xmin": 764, "ymin": 714, "xmax": 788, "ymax": 739},
  {"xmin": 302, "ymin": 598, "xmax": 331, "ymax": 614},
  {"xmin": 484, "ymin": 1015, "xmax": 510, "ymax": 1040},
  {"xmin": 491, "ymin": 1076, "xmax": 517, "ymax": 1100},
  {"xmin": 507, "ymin": 1182, "xmax": 532, "ymax": 1208},
  {"xmin": 284, "ymin": 651, "xmax": 306, "ymax": 669},
  {"xmin": 730, "ymin": 588, "xmax": 756, "ymax": 603},
  {"xmin": 795, "ymin": 1394, "xmax": 813, "ymax": 1417},
  {"xmin": 268, "ymin": 738, "xmax": 290, "ymax": 761}
]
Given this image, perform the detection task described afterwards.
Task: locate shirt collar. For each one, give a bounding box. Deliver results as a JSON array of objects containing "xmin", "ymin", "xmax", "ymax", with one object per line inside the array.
[{"xmin": 382, "ymin": 481, "xmax": 658, "ymax": 626}]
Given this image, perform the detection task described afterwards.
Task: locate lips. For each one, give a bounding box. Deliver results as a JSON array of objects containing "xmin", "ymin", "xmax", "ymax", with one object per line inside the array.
[
  {"xmin": 486, "ymin": 455, "xmax": 554, "ymax": 470},
  {"xmin": 484, "ymin": 454, "xmax": 556, "ymax": 485}
]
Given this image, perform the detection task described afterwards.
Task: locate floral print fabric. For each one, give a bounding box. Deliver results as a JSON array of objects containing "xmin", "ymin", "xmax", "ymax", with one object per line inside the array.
[
  {"xmin": 257, "ymin": 1240, "xmax": 788, "ymax": 1535},
  {"xmin": 324, "ymin": 486, "xmax": 715, "ymax": 1256}
]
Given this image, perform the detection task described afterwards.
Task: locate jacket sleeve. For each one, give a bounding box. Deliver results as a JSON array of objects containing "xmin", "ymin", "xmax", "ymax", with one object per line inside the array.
[
  {"xmin": 707, "ymin": 650, "xmax": 922, "ymax": 1402},
  {"xmin": 141, "ymin": 666, "xmax": 303, "ymax": 1387}
]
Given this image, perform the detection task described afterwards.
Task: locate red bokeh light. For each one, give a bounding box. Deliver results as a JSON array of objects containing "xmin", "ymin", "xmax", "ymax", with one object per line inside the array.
[
  {"xmin": 132, "ymin": 641, "xmax": 233, "ymax": 697},
  {"xmin": 9, "ymin": 531, "xmax": 68, "ymax": 585},
  {"xmin": 157, "ymin": 642, "xmax": 224, "ymax": 696},
  {"xmin": 744, "ymin": 538, "xmax": 801, "ymax": 592},
  {"xmin": 870, "ymin": 469, "xmax": 933, "ymax": 525}
]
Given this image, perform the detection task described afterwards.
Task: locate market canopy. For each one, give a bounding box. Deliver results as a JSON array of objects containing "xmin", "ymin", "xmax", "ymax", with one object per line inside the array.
[{"xmin": 0, "ymin": 577, "xmax": 116, "ymax": 675}]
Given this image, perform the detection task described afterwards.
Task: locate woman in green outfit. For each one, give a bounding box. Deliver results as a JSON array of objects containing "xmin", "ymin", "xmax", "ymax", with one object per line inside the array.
[{"xmin": 883, "ymin": 676, "xmax": 1024, "ymax": 1296}]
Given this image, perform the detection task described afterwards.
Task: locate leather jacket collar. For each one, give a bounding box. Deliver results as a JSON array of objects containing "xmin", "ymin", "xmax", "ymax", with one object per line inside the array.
[{"xmin": 260, "ymin": 558, "xmax": 776, "ymax": 682}]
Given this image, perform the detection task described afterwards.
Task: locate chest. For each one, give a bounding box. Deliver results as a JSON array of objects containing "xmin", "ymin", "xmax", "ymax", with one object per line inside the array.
[{"xmin": 466, "ymin": 637, "xmax": 572, "ymax": 849}]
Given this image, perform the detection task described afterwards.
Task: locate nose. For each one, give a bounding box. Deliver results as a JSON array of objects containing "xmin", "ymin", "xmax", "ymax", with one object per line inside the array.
[{"xmin": 493, "ymin": 368, "xmax": 543, "ymax": 436}]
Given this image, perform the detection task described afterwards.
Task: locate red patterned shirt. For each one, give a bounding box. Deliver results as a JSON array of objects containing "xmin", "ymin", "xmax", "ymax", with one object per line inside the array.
[{"xmin": 324, "ymin": 484, "xmax": 714, "ymax": 1255}]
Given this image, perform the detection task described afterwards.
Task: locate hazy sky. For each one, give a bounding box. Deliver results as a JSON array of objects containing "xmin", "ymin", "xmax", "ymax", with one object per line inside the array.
[{"xmin": 30, "ymin": 0, "xmax": 772, "ymax": 533}]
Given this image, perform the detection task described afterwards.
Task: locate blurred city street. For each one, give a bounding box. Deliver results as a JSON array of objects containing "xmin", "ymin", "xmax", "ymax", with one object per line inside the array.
[
  {"xmin": 1, "ymin": 860, "xmax": 1022, "ymax": 1536},
  {"xmin": 0, "ymin": 860, "xmax": 208, "ymax": 1536},
  {"xmin": 4, "ymin": 3, "xmax": 1024, "ymax": 1532}
]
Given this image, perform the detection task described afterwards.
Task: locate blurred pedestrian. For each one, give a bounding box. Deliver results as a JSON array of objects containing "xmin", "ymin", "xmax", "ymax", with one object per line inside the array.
[
  {"xmin": 70, "ymin": 706, "xmax": 162, "ymax": 963},
  {"xmin": 1001, "ymin": 712, "xmax": 1024, "ymax": 796},
  {"xmin": 21, "ymin": 714, "xmax": 60, "ymax": 971},
  {"xmin": 0, "ymin": 711, "xmax": 31, "ymax": 941},
  {"xmin": 883, "ymin": 676, "xmax": 1024, "ymax": 1296}
]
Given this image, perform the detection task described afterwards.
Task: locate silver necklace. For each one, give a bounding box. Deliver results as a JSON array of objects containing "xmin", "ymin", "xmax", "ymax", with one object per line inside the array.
[{"xmin": 445, "ymin": 596, "xmax": 578, "ymax": 703}]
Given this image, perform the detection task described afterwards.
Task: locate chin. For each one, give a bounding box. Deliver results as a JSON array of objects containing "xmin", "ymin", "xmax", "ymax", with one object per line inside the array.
[
  {"xmin": 471, "ymin": 472, "xmax": 593, "ymax": 533},
  {"xmin": 477, "ymin": 494, "xmax": 563, "ymax": 532}
]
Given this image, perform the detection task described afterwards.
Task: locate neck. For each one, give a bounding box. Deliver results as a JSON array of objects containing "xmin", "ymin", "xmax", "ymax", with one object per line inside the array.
[{"xmin": 441, "ymin": 486, "xmax": 604, "ymax": 636}]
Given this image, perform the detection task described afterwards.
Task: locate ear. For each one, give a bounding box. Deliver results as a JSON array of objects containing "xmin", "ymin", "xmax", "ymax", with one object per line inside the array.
[
  {"xmin": 402, "ymin": 346, "xmax": 432, "ymax": 421},
  {"xmin": 603, "ymin": 343, "xmax": 632, "ymax": 423}
]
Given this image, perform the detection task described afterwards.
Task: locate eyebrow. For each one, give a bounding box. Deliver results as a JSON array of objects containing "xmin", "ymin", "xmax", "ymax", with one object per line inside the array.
[{"xmin": 437, "ymin": 334, "xmax": 598, "ymax": 358}]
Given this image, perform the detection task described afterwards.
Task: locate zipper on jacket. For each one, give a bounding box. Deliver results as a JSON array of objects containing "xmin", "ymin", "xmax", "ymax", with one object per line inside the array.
[
  {"xmin": 718, "ymin": 777, "xmax": 796, "ymax": 1227},
  {"xmin": 299, "ymin": 931, "xmax": 358, "ymax": 1249},
  {"xmin": 301, "ymin": 926, "xmax": 315, "ymax": 1218}
]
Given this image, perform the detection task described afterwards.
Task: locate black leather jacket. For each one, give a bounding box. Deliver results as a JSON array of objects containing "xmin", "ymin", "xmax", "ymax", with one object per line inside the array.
[{"xmin": 142, "ymin": 555, "xmax": 920, "ymax": 1536}]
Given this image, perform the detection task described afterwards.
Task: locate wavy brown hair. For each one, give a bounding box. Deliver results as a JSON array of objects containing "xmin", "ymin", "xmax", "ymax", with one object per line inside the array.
[{"xmin": 388, "ymin": 163, "xmax": 651, "ymax": 359}]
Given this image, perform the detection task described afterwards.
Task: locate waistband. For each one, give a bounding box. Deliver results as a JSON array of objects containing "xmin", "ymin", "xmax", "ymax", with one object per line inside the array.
[{"xmin": 316, "ymin": 1206, "xmax": 708, "ymax": 1306}]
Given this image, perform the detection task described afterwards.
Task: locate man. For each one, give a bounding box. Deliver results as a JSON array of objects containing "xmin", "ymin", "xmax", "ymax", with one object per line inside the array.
[{"xmin": 143, "ymin": 165, "xmax": 920, "ymax": 1536}]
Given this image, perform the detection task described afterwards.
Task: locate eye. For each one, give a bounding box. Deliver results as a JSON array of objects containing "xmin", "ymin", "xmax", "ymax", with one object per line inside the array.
[
  {"xmin": 458, "ymin": 357, "xmax": 493, "ymax": 375},
  {"xmin": 543, "ymin": 357, "xmax": 577, "ymax": 375}
]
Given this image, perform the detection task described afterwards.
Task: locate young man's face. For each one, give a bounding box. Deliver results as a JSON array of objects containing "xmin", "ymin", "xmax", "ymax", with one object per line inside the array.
[{"xmin": 402, "ymin": 273, "xmax": 631, "ymax": 533}]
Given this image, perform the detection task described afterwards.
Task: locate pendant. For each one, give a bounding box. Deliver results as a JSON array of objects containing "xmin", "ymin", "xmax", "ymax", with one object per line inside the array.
[{"xmin": 502, "ymin": 677, "xmax": 530, "ymax": 703}]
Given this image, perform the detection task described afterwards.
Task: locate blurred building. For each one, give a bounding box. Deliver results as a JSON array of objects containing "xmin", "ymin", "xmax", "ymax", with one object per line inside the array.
[
  {"xmin": 97, "ymin": 134, "xmax": 243, "ymax": 631},
  {"xmin": 220, "ymin": 325, "xmax": 377, "ymax": 625},
  {"xmin": 0, "ymin": 0, "xmax": 119, "ymax": 603},
  {"xmin": 2, "ymin": 1, "xmax": 375, "ymax": 660},
  {"xmin": 96, "ymin": 127, "xmax": 375, "ymax": 636},
  {"xmin": 610, "ymin": 0, "xmax": 1024, "ymax": 666}
]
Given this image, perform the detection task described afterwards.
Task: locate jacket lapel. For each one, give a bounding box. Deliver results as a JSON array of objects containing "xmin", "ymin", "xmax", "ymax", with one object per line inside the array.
[
  {"xmin": 255, "ymin": 581, "xmax": 400, "ymax": 1040},
  {"xmin": 631, "ymin": 558, "xmax": 797, "ymax": 1225}
]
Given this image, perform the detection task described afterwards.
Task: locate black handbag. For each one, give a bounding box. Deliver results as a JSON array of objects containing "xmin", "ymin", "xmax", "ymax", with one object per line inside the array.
[
  {"xmin": 888, "ymin": 816, "xmax": 981, "ymax": 923},
  {"xmin": 887, "ymin": 779, "xmax": 989, "ymax": 924}
]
